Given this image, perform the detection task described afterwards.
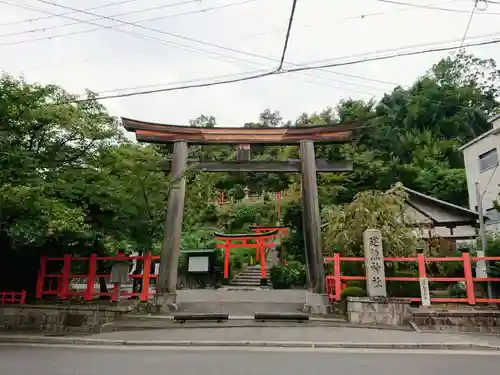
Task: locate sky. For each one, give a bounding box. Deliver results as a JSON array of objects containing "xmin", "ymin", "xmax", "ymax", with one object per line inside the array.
[{"xmin": 0, "ymin": 0, "xmax": 499, "ymax": 129}]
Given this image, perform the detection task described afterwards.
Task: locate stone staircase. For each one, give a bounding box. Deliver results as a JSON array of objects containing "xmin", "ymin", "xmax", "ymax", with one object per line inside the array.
[{"xmin": 230, "ymin": 265, "xmax": 271, "ymax": 287}]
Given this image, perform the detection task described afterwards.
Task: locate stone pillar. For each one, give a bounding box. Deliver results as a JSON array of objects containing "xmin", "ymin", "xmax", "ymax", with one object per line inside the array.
[
  {"xmin": 300, "ymin": 141, "xmax": 328, "ymax": 314},
  {"xmin": 155, "ymin": 141, "xmax": 188, "ymax": 312},
  {"xmin": 363, "ymin": 229, "xmax": 387, "ymax": 297},
  {"xmin": 236, "ymin": 144, "xmax": 250, "ymax": 161}
]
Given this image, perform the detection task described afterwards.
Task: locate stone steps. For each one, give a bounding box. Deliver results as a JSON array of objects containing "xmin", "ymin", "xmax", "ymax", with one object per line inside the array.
[{"xmin": 231, "ymin": 265, "xmax": 271, "ymax": 287}]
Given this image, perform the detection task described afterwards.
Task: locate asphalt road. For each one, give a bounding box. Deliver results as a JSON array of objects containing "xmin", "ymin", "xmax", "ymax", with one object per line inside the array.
[{"xmin": 1, "ymin": 346, "xmax": 498, "ymax": 375}]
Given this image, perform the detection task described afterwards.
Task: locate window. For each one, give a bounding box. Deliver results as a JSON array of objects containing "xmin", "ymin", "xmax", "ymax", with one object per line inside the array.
[
  {"xmin": 486, "ymin": 208, "xmax": 500, "ymax": 222},
  {"xmin": 479, "ymin": 148, "xmax": 498, "ymax": 172}
]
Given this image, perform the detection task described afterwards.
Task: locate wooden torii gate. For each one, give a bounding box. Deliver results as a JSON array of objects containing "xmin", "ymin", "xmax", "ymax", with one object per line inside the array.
[{"xmin": 122, "ymin": 117, "xmax": 358, "ymax": 313}]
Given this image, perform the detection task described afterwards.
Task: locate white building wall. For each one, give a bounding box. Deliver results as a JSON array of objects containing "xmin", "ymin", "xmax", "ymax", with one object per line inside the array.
[{"xmin": 462, "ymin": 117, "xmax": 500, "ymax": 232}]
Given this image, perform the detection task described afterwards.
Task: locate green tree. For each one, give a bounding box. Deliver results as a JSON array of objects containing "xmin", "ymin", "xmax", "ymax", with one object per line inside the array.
[{"xmin": 322, "ymin": 184, "xmax": 418, "ymax": 257}]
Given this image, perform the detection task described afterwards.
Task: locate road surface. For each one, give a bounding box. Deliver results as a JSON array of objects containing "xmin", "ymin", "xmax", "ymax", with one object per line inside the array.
[{"xmin": 1, "ymin": 346, "xmax": 498, "ymax": 375}]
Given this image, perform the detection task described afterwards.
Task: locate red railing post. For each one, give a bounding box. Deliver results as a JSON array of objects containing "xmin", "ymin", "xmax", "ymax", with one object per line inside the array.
[
  {"xmin": 85, "ymin": 253, "xmax": 97, "ymax": 301},
  {"xmin": 333, "ymin": 253, "xmax": 342, "ymax": 301},
  {"xmin": 59, "ymin": 254, "xmax": 72, "ymax": 300},
  {"xmin": 462, "ymin": 251, "xmax": 476, "ymax": 305},
  {"xmin": 259, "ymin": 239, "xmax": 266, "ymax": 280},
  {"xmin": 20, "ymin": 291, "xmax": 27, "ymax": 304},
  {"xmin": 224, "ymin": 240, "xmax": 230, "ymax": 279},
  {"xmin": 417, "ymin": 253, "xmax": 427, "ymax": 278},
  {"xmin": 36, "ymin": 255, "xmax": 47, "ymax": 299},
  {"xmin": 141, "ymin": 252, "xmax": 152, "ymax": 301}
]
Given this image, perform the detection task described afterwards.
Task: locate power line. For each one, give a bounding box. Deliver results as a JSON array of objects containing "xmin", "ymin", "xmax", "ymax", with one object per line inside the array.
[
  {"xmin": 1, "ymin": 1, "xmax": 385, "ymax": 96},
  {"xmin": 71, "ymin": 70, "xmax": 276, "ymax": 102},
  {"xmin": 298, "ymin": 30, "xmax": 499, "ymax": 68},
  {"xmin": 0, "ymin": 0, "xmax": 144, "ymax": 27},
  {"xmin": 7, "ymin": 0, "xmax": 499, "ymax": 96},
  {"xmin": 6, "ymin": 0, "xmax": 499, "ymax": 99},
  {"xmin": 376, "ymin": 0, "xmax": 500, "ymax": 14},
  {"xmin": 0, "ymin": 1, "xmax": 385, "ymax": 97},
  {"xmin": 0, "ymin": 0, "xmax": 487, "ymax": 90},
  {"xmin": 0, "ymin": 0, "xmax": 256, "ymax": 39},
  {"xmin": 66, "ymin": 36, "xmax": 500, "ymax": 103},
  {"xmin": 460, "ymin": 0, "xmax": 479, "ymax": 46},
  {"xmin": 277, "ymin": 0, "xmax": 299, "ymax": 71},
  {"xmin": 27, "ymin": 0, "xmax": 283, "ymax": 65},
  {"xmin": 0, "ymin": 0, "xmax": 270, "ymax": 66},
  {"xmin": 14, "ymin": 0, "xmax": 496, "ymax": 90},
  {"xmin": 240, "ymin": 0, "xmax": 463, "ymax": 40},
  {"xmin": 96, "ymin": 67, "xmax": 381, "ymax": 97},
  {"xmin": 482, "ymin": 162, "xmax": 499, "ymax": 197},
  {"xmin": 282, "ymin": 38, "xmax": 499, "ymax": 73},
  {"xmin": 0, "ymin": 0, "xmax": 392, "ymax": 92}
]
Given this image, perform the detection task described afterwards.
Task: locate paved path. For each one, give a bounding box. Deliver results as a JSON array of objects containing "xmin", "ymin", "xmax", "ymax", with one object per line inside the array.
[
  {"xmin": 95, "ymin": 326, "xmax": 500, "ymax": 346},
  {"xmin": 176, "ymin": 289, "xmax": 307, "ymax": 302},
  {"xmin": 0, "ymin": 346, "xmax": 498, "ymax": 375},
  {"xmin": 173, "ymin": 289, "xmax": 307, "ymax": 313}
]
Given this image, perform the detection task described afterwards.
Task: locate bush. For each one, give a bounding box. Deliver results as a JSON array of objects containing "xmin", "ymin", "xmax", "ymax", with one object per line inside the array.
[
  {"xmin": 270, "ymin": 261, "xmax": 306, "ymax": 289},
  {"xmin": 345, "ymin": 280, "xmax": 366, "ymax": 289},
  {"xmin": 280, "ymin": 231, "xmax": 305, "ymax": 264},
  {"xmin": 387, "ymin": 270, "xmax": 421, "ymax": 298},
  {"xmin": 449, "ymin": 282, "xmax": 466, "ymax": 298},
  {"xmin": 340, "ymin": 286, "xmax": 366, "ymax": 301}
]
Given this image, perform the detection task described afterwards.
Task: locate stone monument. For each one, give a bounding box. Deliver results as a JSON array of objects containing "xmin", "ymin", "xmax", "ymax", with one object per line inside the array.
[
  {"xmin": 363, "ymin": 229, "xmax": 387, "ymax": 297},
  {"xmin": 347, "ymin": 229, "xmax": 412, "ymax": 326},
  {"xmin": 419, "ymin": 277, "xmax": 431, "ymax": 307}
]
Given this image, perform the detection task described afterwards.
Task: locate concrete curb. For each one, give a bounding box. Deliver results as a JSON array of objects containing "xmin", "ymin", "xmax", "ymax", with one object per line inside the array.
[
  {"xmin": 114, "ymin": 315, "xmax": 415, "ymax": 332},
  {"xmin": 0, "ymin": 335, "xmax": 499, "ymax": 351}
]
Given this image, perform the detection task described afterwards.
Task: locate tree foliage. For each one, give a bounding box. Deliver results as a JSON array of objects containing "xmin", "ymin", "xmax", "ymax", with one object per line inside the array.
[
  {"xmin": 1, "ymin": 50, "xmax": 500, "ymax": 292},
  {"xmin": 322, "ymin": 184, "xmax": 418, "ymax": 257}
]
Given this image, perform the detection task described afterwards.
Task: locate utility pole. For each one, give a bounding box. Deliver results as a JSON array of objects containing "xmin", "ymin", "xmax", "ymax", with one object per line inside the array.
[{"xmin": 475, "ymin": 181, "xmax": 493, "ymax": 299}]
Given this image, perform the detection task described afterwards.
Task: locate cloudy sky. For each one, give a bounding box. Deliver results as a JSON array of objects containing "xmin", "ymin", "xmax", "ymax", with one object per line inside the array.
[{"xmin": 0, "ymin": 0, "xmax": 499, "ymax": 127}]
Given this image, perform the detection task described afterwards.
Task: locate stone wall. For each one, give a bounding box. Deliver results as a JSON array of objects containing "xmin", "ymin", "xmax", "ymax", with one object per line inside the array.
[
  {"xmin": 347, "ymin": 297, "xmax": 412, "ymax": 326},
  {"xmin": 0, "ymin": 303, "xmax": 135, "ymax": 334},
  {"xmin": 412, "ymin": 309, "xmax": 500, "ymax": 334}
]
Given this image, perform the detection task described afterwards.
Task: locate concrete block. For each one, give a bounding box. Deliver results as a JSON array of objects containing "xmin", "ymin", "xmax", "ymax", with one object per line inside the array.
[{"xmin": 304, "ymin": 292, "xmax": 329, "ymax": 315}]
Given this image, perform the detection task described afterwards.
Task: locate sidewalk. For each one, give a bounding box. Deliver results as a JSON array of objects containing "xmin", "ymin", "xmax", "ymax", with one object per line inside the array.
[{"xmin": 2, "ymin": 326, "xmax": 500, "ymax": 350}]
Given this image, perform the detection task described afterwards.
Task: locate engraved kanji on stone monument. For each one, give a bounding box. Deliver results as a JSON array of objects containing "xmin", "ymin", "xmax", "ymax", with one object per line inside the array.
[{"xmin": 363, "ymin": 229, "xmax": 387, "ymax": 297}]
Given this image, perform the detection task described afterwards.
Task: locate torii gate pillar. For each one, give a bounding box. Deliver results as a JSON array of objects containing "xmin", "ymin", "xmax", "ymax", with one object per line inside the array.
[
  {"xmin": 300, "ymin": 141, "xmax": 329, "ymax": 314},
  {"xmin": 155, "ymin": 140, "xmax": 188, "ymax": 312}
]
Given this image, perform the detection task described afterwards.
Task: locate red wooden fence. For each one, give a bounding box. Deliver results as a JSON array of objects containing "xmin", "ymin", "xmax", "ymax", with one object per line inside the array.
[
  {"xmin": 36, "ymin": 253, "xmax": 158, "ymax": 302},
  {"xmin": 324, "ymin": 252, "xmax": 500, "ymax": 304},
  {"xmin": 0, "ymin": 291, "xmax": 26, "ymax": 305}
]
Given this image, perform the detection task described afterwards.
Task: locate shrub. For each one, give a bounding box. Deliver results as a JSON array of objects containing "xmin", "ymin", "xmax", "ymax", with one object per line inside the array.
[
  {"xmin": 270, "ymin": 266, "xmax": 287, "ymax": 289},
  {"xmin": 449, "ymin": 282, "xmax": 466, "ymax": 298},
  {"xmin": 345, "ymin": 280, "xmax": 366, "ymax": 289},
  {"xmin": 387, "ymin": 270, "xmax": 421, "ymax": 298},
  {"xmin": 270, "ymin": 261, "xmax": 306, "ymax": 289},
  {"xmin": 280, "ymin": 231, "xmax": 305, "ymax": 264},
  {"xmin": 340, "ymin": 286, "xmax": 366, "ymax": 301}
]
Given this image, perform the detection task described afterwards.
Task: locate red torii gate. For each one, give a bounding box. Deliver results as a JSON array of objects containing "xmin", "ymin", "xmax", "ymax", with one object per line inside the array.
[
  {"xmin": 215, "ymin": 230, "xmax": 278, "ymax": 286},
  {"xmin": 250, "ymin": 225, "xmax": 289, "ymax": 261}
]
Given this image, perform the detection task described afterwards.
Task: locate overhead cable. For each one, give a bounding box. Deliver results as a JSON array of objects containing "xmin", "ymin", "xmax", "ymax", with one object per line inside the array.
[
  {"xmin": 0, "ymin": 0, "xmax": 259, "ymax": 38},
  {"xmin": 65, "ymin": 37, "xmax": 500, "ymax": 103},
  {"xmin": 277, "ymin": 0, "xmax": 299, "ymax": 71},
  {"xmin": 376, "ymin": 0, "xmax": 500, "ymax": 14},
  {"xmin": 460, "ymin": 0, "xmax": 479, "ymax": 46}
]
